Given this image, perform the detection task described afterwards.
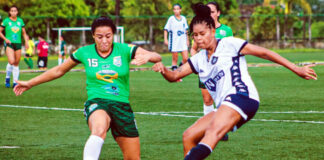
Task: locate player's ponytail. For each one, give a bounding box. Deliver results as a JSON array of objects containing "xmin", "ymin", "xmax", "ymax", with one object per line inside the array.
[{"xmin": 189, "ymin": 3, "xmax": 215, "ymax": 34}]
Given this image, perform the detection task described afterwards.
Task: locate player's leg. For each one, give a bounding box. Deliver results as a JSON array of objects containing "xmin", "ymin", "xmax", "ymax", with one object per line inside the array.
[
  {"xmin": 84, "ymin": 109, "xmax": 111, "ymax": 160},
  {"xmin": 184, "ymin": 105, "xmax": 241, "ymax": 160},
  {"xmin": 5, "ymin": 46, "xmax": 15, "ymax": 88},
  {"xmin": 115, "ymin": 137, "xmax": 140, "ymax": 160},
  {"xmin": 58, "ymin": 53, "xmax": 63, "ymax": 65},
  {"xmin": 12, "ymin": 49, "xmax": 22, "ymax": 87},
  {"xmin": 180, "ymin": 50, "xmax": 188, "ymax": 64},
  {"xmin": 182, "ymin": 111, "xmax": 216, "ymax": 157},
  {"xmin": 201, "ymin": 88, "xmax": 214, "ymax": 115},
  {"xmin": 171, "ymin": 52, "xmax": 178, "ymax": 70},
  {"xmin": 43, "ymin": 57, "xmax": 48, "ymax": 70}
]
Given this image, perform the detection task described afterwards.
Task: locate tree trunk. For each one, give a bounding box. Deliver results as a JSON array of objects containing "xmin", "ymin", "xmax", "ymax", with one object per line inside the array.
[
  {"xmin": 81, "ymin": 19, "xmax": 86, "ymax": 45},
  {"xmin": 149, "ymin": 17, "xmax": 153, "ymax": 50},
  {"xmin": 246, "ymin": 16, "xmax": 250, "ymax": 41},
  {"xmin": 46, "ymin": 19, "xmax": 50, "ymax": 42},
  {"xmin": 115, "ymin": 0, "xmax": 120, "ymax": 42},
  {"xmin": 307, "ymin": 15, "xmax": 312, "ymax": 47},
  {"xmin": 283, "ymin": 14, "xmax": 287, "ymax": 48},
  {"xmin": 302, "ymin": 15, "xmax": 306, "ymax": 47}
]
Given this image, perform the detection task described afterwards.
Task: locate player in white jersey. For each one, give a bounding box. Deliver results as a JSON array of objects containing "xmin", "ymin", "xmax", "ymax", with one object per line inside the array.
[
  {"xmin": 164, "ymin": 3, "xmax": 189, "ymax": 71},
  {"xmin": 153, "ymin": 3, "xmax": 317, "ymax": 160}
]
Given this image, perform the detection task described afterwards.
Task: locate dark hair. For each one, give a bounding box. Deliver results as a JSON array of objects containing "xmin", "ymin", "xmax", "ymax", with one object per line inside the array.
[
  {"xmin": 189, "ymin": 3, "xmax": 215, "ymax": 34},
  {"xmin": 91, "ymin": 16, "xmax": 116, "ymax": 35},
  {"xmin": 8, "ymin": 5, "xmax": 18, "ymax": 17},
  {"xmin": 207, "ymin": 1, "xmax": 221, "ymax": 13},
  {"xmin": 173, "ymin": 3, "xmax": 182, "ymax": 9}
]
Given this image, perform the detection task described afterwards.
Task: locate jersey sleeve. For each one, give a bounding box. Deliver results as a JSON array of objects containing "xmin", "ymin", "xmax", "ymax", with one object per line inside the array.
[
  {"xmin": 1, "ymin": 19, "xmax": 7, "ymax": 28},
  {"xmin": 164, "ymin": 17, "xmax": 171, "ymax": 31},
  {"xmin": 226, "ymin": 26, "xmax": 233, "ymax": 37},
  {"xmin": 20, "ymin": 18, "xmax": 25, "ymax": 27},
  {"xmin": 119, "ymin": 43, "xmax": 138, "ymax": 63},
  {"xmin": 71, "ymin": 48, "xmax": 83, "ymax": 63},
  {"xmin": 223, "ymin": 37, "xmax": 248, "ymax": 56},
  {"xmin": 188, "ymin": 52, "xmax": 201, "ymax": 74},
  {"xmin": 183, "ymin": 16, "xmax": 189, "ymax": 30}
]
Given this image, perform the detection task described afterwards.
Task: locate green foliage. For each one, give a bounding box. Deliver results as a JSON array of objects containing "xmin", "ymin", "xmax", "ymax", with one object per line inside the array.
[{"xmin": 311, "ymin": 21, "xmax": 324, "ymax": 38}]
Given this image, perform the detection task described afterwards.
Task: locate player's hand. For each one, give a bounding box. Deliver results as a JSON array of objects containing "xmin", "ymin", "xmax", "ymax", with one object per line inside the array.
[
  {"xmin": 13, "ymin": 80, "xmax": 32, "ymax": 96},
  {"xmin": 131, "ymin": 54, "xmax": 150, "ymax": 66},
  {"xmin": 295, "ymin": 64, "xmax": 317, "ymax": 80},
  {"xmin": 152, "ymin": 62, "xmax": 166, "ymax": 74},
  {"xmin": 5, "ymin": 39, "xmax": 11, "ymax": 44}
]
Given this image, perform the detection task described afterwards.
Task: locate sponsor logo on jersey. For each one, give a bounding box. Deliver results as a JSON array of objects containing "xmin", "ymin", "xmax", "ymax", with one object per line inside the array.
[
  {"xmin": 9, "ymin": 22, "xmax": 12, "ymax": 26},
  {"xmin": 103, "ymin": 83, "xmax": 119, "ymax": 95},
  {"xmin": 113, "ymin": 56, "xmax": 122, "ymax": 67},
  {"xmin": 11, "ymin": 26, "xmax": 19, "ymax": 33},
  {"xmin": 17, "ymin": 22, "xmax": 21, "ymax": 26},
  {"xmin": 204, "ymin": 70, "xmax": 225, "ymax": 91},
  {"xmin": 177, "ymin": 30, "xmax": 185, "ymax": 36},
  {"xmin": 96, "ymin": 70, "xmax": 118, "ymax": 83}
]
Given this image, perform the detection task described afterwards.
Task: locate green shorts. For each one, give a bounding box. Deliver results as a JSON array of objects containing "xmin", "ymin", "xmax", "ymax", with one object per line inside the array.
[
  {"xmin": 84, "ymin": 98, "xmax": 139, "ymax": 138},
  {"xmin": 5, "ymin": 43, "xmax": 22, "ymax": 51},
  {"xmin": 198, "ymin": 76, "xmax": 206, "ymax": 89}
]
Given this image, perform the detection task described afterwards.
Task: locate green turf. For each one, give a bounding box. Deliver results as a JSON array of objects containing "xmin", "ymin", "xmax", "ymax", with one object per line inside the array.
[{"xmin": 1, "ymin": 64, "xmax": 324, "ymax": 159}]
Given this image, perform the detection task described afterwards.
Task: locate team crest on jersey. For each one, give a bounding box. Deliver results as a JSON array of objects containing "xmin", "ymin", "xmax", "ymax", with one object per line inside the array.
[
  {"xmin": 220, "ymin": 30, "xmax": 226, "ymax": 36},
  {"xmin": 8, "ymin": 22, "xmax": 12, "ymax": 26},
  {"xmin": 17, "ymin": 22, "xmax": 21, "ymax": 26},
  {"xmin": 113, "ymin": 56, "xmax": 122, "ymax": 67},
  {"xmin": 211, "ymin": 56, "xmax": 218, "ymax": 65}
]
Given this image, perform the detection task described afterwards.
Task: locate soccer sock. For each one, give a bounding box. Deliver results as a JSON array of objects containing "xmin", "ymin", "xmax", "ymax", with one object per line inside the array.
[
  {"xmin": 58, "ymin": 58, "xmax": 62, "ymax": 65},
  {"xmin": 12, "ymin": 66, "xmax": 19, "ymax": 83},
  {"xmin": 184, "ymin": 143, "xmax": 213, "ymax": 160},
  {"xmin": 203, "ymin": 104, "xmax": 215, "ymax": 115},
  {"xmin": 28, "ymin": 58, "xmax": 34, "ymax": 69},
  {"xmin": 83, "ymin": 135, "xmax": 104, "ymax": 160},
  {"xmin": 6, "ymin": 63, "xmax": 13, "ymax": 79},
  {"xmin": 24, "ymin": 58, "xmax": 29, "ymax": 67}
]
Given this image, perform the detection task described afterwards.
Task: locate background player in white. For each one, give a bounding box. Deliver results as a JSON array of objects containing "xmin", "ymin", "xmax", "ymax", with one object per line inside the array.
[
  {"xmin": 164, "ymin": 3, "xmax": 189, "ymax": 72},
  {"xmin": 153, "ymin": 3, "xmax": 317, "ymax": 160}
]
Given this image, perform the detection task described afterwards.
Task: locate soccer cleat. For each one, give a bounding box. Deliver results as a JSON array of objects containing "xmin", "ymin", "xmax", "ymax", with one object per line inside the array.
[
  {"xmin": 5, "ymin": 78, "xmax": 10, "ymax": 88},
  {"xmin": 176, "ymin": 79, "xmax": 183, "ymax": 82},
  {"xmin": 221, "ymin": 133, "xmax": 229, "ymax": 141},
  {"xmin": 12, "ymin": 83, "xmax": 17, "ymax": 88}
]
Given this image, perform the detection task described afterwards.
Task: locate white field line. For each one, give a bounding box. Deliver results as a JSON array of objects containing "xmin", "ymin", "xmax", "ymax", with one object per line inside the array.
[
  {"xmin": 0, "ymin": 146, "xmax": 20, "ymax": 149},
  {"xmin": 1, "ymin": 104, "xmax": 324, "ymax": 124}
]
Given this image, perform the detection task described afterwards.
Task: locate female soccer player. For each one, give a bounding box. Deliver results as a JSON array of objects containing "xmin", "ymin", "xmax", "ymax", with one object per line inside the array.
[
  {"xmin": 0, "ymin": 6, "xmax": 29, "ymax": 88},
  {"xmin": 153, "ymin": 4, "xmax": 317, "ymax": 160},
  {"xmin": 191, "ymin": 2, "xmax": 233, "ymax": 117},
  {"xmin": 14, "ymin": 16, "xmax": 161, "ymax": 160},
  {"xmin": 164, "ymin": 3, "xmax": 189, "ymax": 71}
]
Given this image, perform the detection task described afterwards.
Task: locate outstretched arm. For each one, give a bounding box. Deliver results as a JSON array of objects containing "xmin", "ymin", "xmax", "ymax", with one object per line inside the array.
[
  {"xmin": 241, "ymin": 44, "xmax": 317, "ymax": 80},
  {"xmin": 14, "ymin": 57, "xmax": 79, "ymax": 96},
  {"xmin": 130, "ymin": 47, "xmax": 161, "ymax": 66},
  {"xmin": 153, "ymin": 62, "xmax": 193, "ymax": 82}
]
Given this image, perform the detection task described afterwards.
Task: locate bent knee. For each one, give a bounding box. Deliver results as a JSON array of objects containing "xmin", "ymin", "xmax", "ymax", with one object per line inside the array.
[
  {"xmin": 91, "ymin": 128, "xmax": 107, "ymax": 139},
  {"xmin": 182, "ymin": 129, "xmax": 195, "ymax": 142}
]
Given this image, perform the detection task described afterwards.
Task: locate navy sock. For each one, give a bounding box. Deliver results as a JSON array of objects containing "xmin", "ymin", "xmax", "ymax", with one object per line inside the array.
[
  {"xmin": 171, "ymin": 65, "xmax": 178, "ymax": 71},
  {"xmin": 184, "ymin": 143, "xmax": 212, "ymax": 160}
]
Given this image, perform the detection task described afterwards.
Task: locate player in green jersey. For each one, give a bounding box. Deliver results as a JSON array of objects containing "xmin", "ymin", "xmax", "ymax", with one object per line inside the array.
[
  {"xmin": 58, "ymin": 35, "xmax": 67, "ymax": 65},
  {"xmin": 0, "ymin": 6, "xmax": 29, "ymax": 88},
  {"xmin": 13, "ymin": 17, "xmax": 162, "ymax": 160},
  {"xmin": 189, "ymin": 2, "xmax": 233, "ymax": 141}
]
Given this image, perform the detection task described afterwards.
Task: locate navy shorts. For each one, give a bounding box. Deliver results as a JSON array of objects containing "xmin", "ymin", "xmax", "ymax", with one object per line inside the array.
[{"xmin": 222, "ymin": 94, "xmax": 259, "ymax": 130}]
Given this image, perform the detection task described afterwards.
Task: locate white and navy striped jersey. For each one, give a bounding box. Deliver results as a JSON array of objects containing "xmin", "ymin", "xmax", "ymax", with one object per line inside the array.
[
  {"xmin": 164, "ymin": 15, "xmax": 188, "ymax": 52},
  {"xmin": 188, "ymin": 37, "xmax": 259, "ymax": 108}
]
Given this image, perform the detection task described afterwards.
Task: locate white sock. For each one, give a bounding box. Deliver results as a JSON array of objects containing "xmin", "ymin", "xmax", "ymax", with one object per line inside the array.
[
  {"xmin": 58, "ymin": 58, "xmax": 62, "ymax": 65},
  {"xmin": 6, "ymin": 63, "xmax": 13, "ymax": 79},
  {"xmin": 203, "ymin": 104, "xmax": 214, "ymax": 115},
  {"xmin": 12, "ymin": 66, "xmax": 19, "ymax": 83},
  {"xmin": 83, "ymin": 135, "xmax": 104, "ymax": 160}
]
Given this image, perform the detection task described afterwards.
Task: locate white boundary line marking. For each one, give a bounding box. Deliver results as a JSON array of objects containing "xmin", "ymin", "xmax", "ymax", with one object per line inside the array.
[
  {"xmin": 1, "ymin": 104, "xmax": 324, "ymax": 124},
  {"xmin": 0, "ymin": 146, "xmax": 20, "ymax": 149}
]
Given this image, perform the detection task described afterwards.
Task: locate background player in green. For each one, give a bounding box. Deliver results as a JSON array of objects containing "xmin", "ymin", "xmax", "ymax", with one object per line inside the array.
[
  {"xmin": 0, "ymin": 6, "xmax": 29, "ymax": 88},
  {"xmin": 58, "ymin": 35, "xmax": 67, "ymax": 65},
  {"xmin": 23, "ymin": 35, "xmax": 35, "ymax": 69},
  {"xmin": 13, "ymin": 17, "xmax": 162, "ymax": 160},
  {"xmin": 190, "ymin": 1, "xmax": 233, "ymax": 141}
]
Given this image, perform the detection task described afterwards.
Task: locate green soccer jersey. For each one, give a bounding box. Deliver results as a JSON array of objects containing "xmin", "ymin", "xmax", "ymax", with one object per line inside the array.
[
  {"xmin": 60, "ymin": 40, "xmax": 66, "ymax": 52},
  {"xmin": 215, "ymin": 24, "xmax": 233, "ymax": 39},
  {"xmin": 71, "ymin": 43, "xmax": 137, "ymax": 103},
  {"xmin": 1, "ymin": 17, "xmax": 25, "ymax": 43}
]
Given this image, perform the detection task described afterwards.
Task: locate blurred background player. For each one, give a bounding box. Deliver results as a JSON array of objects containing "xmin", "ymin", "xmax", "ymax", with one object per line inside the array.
[
  {"xmin": 13, "ymin": 16, "xmax": 161, "ymax": 160},
  {"xmin": 0, "ymin": 6, "xmax": 29, "ymax": 88},
  {"xmin": 24, "ymin": 35, "xmax": 35, "ymax": 69},
  {"xmin": 58, "ymin": 35, "xmax": 67, "ymax": 65},
  {"xmin": 190, "ymin": 1, "xmax": 234, "ymax": 141},
  {"xmin": 37, "ymin": 36, "xmax": 49, "ymax": 70},
  {"xmin": 164, "ymin": 3, "xmax": 189, "ymax": 72}
]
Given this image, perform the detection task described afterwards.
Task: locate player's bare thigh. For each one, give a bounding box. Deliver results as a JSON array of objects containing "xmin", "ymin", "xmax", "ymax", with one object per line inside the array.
[
  {"xmin": 88, "ymin": 109, "xmax": 111, "ymax": 139},
  {"xmin": 115, "ymin": 136, "xmax": 141, "ymax": 160}
]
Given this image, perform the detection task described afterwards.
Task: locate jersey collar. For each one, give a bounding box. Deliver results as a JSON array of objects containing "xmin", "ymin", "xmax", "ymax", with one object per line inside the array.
[{"xmin": 95, "ymin": 43, "xmax": 114, "ymax": 59}]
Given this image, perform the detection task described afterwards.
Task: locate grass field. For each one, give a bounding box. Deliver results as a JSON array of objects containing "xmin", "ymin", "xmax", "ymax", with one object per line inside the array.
[{"xmin": 1, "ymin": 51, "xmax": 324, "ymax": 159}]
